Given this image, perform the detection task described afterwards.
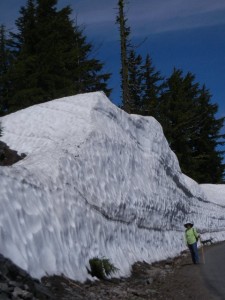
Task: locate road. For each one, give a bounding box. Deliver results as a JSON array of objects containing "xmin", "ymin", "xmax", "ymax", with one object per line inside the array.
[{"xmin": 201, "ymin": 242, "xmax": 225, "ymax": 299}]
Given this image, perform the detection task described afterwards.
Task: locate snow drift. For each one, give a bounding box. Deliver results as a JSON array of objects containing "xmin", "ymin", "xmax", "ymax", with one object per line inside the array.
[{"xmin": 0, "ymin": 91, "xmax": 225, "ymax": 281}]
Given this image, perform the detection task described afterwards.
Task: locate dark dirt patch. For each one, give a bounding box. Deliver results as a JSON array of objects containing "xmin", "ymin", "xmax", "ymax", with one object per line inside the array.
[
  {"xmin": 0, "ymin": 141, "xmax": 26, "ymax": 166},
  {"xmin": 151, "ymin": 256, "xmax": 219, "ymax": 300},
  {"xmin": 0, "ymin": 253, "xmax": 53, "ymax": 299}
]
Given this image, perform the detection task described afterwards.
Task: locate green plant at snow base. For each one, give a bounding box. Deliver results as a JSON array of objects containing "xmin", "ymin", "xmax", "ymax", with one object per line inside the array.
[{"xmin": 88, "ymin": 257, "xmax": 119, "ymax": 279}]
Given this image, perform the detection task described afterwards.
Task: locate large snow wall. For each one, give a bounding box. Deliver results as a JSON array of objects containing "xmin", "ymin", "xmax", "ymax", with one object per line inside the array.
[{"xmin": 0, "ymin": 91, "xmax": 225, "ymax": 281}]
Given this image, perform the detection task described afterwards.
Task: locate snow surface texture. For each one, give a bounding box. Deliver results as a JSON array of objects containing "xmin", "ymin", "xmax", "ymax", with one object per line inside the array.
[
  {"xmin": 0, "ymin": 91, "xmax": 225, "ymax": 281},
  {"xmin": 200, "ymin": 184, "xmax": 225, "ymax": 206}
]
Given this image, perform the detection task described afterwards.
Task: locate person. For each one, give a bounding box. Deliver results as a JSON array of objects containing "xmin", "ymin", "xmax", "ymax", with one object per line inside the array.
[{"xmin": 184, "ymin": 221, "xmax": 200, "ymax": 264}]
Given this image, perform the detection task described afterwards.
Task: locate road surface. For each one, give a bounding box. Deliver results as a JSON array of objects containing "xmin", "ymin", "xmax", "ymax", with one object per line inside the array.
[{"xmin": 201, "ymin": 242, "xmax": 225, "ymax": 299}]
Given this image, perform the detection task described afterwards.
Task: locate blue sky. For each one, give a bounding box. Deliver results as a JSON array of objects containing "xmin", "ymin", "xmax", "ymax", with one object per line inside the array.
[{"xmin": 1, "ymin": 0, "xmax": 225, "ymax": 122}]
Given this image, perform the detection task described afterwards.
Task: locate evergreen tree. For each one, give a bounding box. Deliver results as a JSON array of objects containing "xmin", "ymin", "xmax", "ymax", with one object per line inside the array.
[
  {"xmin": 0, "ymin": 25, "xmax": 12, "ymax": 115},
  {"xmin": 141, "ymin": 54, "xmax": 163, "ymax": 118},
  {"xmin": 189, "ymin": 85, "xmax": 225, "ymax": 182},
  {"xmin": 159, "ymin": 69, "xmax": 203, "ymax": 175},
  {"xmin": 70, "ymin": 24, "xmax": 111, "ymax": 95},
  {"xmin": 116, "ymin": 1, "xmax": 162, "ymax": 116},
  {"xmin": 7, "ymin": 0, "xmax": 42, "ymax": 110},
  {"xmin": 6, "ymin": 0, "xmax": 111, "ymax": 112},
  {"xmin": 127, "ymin": 49, "xmax": 143, "ymax": 113},
  {"xmin": 11, "ymin": 0, "xmax": 37, "ymax": 53},
  {"xmin": 159, "ymin": 69, "xmax": 199, "ymax": 144},
  {"xmin": 116, "ymin": 0, "xmax": 131, "ymax": 113},
  {"xmin": 159, "ymin": 69, "xmax": 225, "ymax": 183}
]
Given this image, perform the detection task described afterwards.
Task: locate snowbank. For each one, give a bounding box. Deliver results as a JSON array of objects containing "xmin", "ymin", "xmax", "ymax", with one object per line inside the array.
[{"xmin": 0, "ymin": 92, "xmax": 225, "ymax": 281}]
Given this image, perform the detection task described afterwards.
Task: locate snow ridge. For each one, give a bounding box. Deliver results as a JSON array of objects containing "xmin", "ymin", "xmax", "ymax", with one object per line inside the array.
[{"xmin": 0, "ymin": 91, "xmax": 225, "ymax": 281}]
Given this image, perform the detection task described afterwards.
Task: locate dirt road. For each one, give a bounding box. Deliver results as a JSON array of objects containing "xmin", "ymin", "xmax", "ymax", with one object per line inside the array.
[
  {"xmin": 43, "ymin": 242, "xmax": 225, "ymax": 299},
  {"xmin": 152, "ymin": 242, "xmax": 225, "ymax": 300}
]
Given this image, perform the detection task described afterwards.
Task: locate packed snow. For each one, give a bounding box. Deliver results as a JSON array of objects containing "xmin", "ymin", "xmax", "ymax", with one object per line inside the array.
[
  {"xmin": 200, "ymin": 184, "xmax": 225, "ymax": 206},
  {"xmin": 0, "ymin": 91, "xmax": 225, "ymax": 281}
]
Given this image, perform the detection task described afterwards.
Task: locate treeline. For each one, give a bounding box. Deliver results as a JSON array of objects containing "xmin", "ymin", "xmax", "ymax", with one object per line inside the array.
[
  {"xmin": 0, "ymin": 0, "xmax": 111, "ymax": 114},
  {"xmin": 117, "ymin": 0, "xmax": 225, "ymax": 183},
  {"xmin": 0, "ymin": 0, "xmax": 224, "ymax": 183}
]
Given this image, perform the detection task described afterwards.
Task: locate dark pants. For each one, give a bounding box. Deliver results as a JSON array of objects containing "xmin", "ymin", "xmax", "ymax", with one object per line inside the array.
[{"xmin": 188, "ymin": 242, "xmax": 199, "ymax": 264}]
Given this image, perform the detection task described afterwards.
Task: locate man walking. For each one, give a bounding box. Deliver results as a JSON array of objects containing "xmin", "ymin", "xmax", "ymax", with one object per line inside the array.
[{"xmin": 184, "ymin": 221, "xmax": 200, "ymax": 264}]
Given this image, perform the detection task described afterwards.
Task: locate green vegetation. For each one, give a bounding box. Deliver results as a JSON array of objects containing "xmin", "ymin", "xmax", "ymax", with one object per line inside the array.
[
  {"xmin": 0, "ymin": 0, "xmax": 111, "ymax": 114},
  {"xmin": 158, "ymin": 69, "xmax": 225, "ymax": 183},
  {"xmin": 88, "ymin": 257, "xmax": 119, "ymax": 279}
]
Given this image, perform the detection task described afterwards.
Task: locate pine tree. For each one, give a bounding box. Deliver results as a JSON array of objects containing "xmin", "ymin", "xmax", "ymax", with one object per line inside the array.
[
  {"xmin": 6, "ymin": 0, "xmax": 111, "ymax": 112},
  {"xmin": 0, "ymin": 25, "xmax": 12, "ymax": 115},
  {"xmin": 116, "ymin": 0, "xmax": 131, "ymax": 113},
  {"xmin": 159, "ymin": 69, "xmax": 202, "ymax": 175},
  {"xmin": 189, "ymin": 85, "xmax": 225, "ymax": 182},
  {"xmin": 127, "ymin": 49, "xmax": 143, "ymax": 113},
  {"xmin": 7, "ymin": 0, "xmax": 40, "ymax": 111},
  {"xmin": 141, "ymin": 54, "xmax": 163, "ymax": 118},
  {"xmin": 71, "ymin": 24, "xmax": 111, "ymax": 95},
  {"xmin": 11, "ymin": 0, "xmax": 37, "ymax": 53},
  {"xmin": 159, "ymin": 69, "xmax": 225, "ymax": 183}
]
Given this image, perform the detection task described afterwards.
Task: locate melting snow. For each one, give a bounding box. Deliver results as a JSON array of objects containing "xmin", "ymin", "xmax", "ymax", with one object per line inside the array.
[{"xmin": 0, "ymin": 91, "xmax": 225, "ymax": 281}]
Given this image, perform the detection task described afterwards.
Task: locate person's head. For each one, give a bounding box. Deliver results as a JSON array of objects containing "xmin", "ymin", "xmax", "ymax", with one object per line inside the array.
[{"xmin": 184, "ymin": 222, "xmax": 193, "ymax": 229}]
